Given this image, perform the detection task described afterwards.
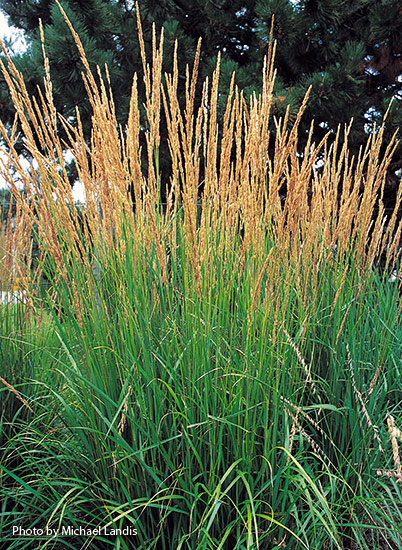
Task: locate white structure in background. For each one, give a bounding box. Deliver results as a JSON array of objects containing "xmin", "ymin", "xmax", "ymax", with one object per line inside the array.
[{"xmin": 0, "ymin": 290, "xmax": 23, "ymax": 304}]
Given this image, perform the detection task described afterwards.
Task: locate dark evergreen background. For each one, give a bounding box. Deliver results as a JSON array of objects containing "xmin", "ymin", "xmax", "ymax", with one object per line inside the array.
[{"xmin": 0, "ymin": 0, "xmax": 401, "ymax": 202}]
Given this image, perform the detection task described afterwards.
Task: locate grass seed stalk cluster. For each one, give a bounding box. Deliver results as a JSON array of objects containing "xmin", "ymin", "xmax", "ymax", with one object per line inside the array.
[{"xmin": 1, "ymin": 5, "xmax": 402, "ymax": 550}]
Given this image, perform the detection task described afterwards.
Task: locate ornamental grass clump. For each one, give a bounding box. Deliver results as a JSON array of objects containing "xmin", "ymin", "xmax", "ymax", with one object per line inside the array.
[{"xmin": 1, "ymin": 4, "xmax": 402, "ymax": 549}]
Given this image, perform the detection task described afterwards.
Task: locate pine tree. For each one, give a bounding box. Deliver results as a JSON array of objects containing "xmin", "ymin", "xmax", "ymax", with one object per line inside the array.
[{"xmin": 255, "ymin": 0, "xmax": 402, "ymax": 190}]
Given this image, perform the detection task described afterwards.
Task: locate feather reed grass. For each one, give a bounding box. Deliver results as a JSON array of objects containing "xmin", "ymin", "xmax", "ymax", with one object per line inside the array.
[{"xmin": 1, "ymin": 4, "xmax": 402, "ymax": 549}]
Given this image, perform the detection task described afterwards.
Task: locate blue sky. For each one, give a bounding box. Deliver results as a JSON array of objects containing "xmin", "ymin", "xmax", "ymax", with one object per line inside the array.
[{"xmin": 0, "ymin": 11, "xmax": 26, "ymax": 53}]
